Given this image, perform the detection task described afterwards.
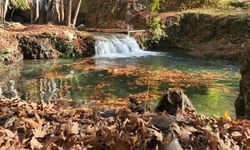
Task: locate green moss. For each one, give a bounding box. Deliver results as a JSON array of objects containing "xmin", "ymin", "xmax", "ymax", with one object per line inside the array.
[
  {"xmin": 38, "ymin": 32, "xmax": 78, "ymax": 58},
  {"xmin": 55, "ymin": 40, "xmax": 77, "ymax": 58},
  {"xmin": 39, "ymin": 32, "xmax": 57, "ymax": 47}
]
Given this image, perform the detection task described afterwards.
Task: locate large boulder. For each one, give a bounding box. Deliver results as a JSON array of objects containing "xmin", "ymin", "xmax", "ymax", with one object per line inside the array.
[
  {"xmin": 18, "ymin": 35, "xmax": 59, "ymax": 59},
  {"xmin": 235, "ymin": 41, "xmax": 250, "ymax": 119},
  {"xmin": 18, "ymin": 32, "xmax": 95, "ymax": 59},
  {"xmin": 155, "ymin": 89, "xmax": 194, "ymax": 115},
  {"xmin": 55, "ymin": 36, "xmax": 95, "ymax": 58}
]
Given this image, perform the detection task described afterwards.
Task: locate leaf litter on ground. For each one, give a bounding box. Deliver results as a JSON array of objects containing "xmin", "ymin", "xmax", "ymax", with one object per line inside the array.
[{"xmin": 0, "ymin": 95, "xmax": 250, "ymax": 150}]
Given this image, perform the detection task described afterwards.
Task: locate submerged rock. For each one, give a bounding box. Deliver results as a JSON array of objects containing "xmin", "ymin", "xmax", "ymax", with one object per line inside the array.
[
  {"xmin": 155, "ymin": 89, "xmax": 194, "ymax": 115},
  {"xmin": 235, "ymin": 40, "xmax": 250, "ymax": 119}
]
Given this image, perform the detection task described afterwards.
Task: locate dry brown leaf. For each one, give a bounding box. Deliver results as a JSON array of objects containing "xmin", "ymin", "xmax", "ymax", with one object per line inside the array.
[
  {"xmin": 0, "ymin": 135, "xmax": 4, "ymax": 146},
  {"xmin": 32, "ymin": 123, "xmax": 50, "ymax": 138},
  {"xmin": 0, "ymin": 95, "xmax": 250, "ymax": 150},
  {"xmin": 164, "ymin": 138, "xmax": 183, "ymax": 150},
  {"xmin": 4, "ymin": 117, "xmax": 17, "ymax": 128},
  {"xmin": 179, "ymin": 128, "xmax": 192, "ymax": 144},
  {"xmin": 146, "ymin": 127, "xmax": 163, "ymax": 142},
  {"xmin": 153, "ymin": 130, "xmax": 163, "ymax": 142},
  {"xmin": 231, "ymin": 131, "xmax": 244, "ymax": 142},
  {"xmin": 3, "ymin": 128, "xmax": 17, "ymax": 138},
  {"xmin": 0, "ymin": 140, "xmax": 11, "ymax": 150},
  {"xmin": 208, "ymin": 131, "xmax": 222, "ymax": 150},
  {"xmin": 131, "ymin": 135, "xmax": 139, "ymax": 144},
  {"xmin": 85, "ymin": 125, "xmax": 96, "ymax": 134},
  {"xmin": 21, "ymin": 117, "xmax": 39, "ymax": 128},
  {"xmin": 70, "ymin": 122, "xmax": 80, "ymax": 135},
  {"xmin": 34, "ymin": 112, "xmax": 44, "ymax": 126},
  {"xmin": 30, "ymin": 137, "xmax": 43, "ymax": 150}
]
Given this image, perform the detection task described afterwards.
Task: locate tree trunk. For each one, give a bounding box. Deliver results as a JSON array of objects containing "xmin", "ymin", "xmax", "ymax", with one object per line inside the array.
[
  {"xmin": 39, "ymin": 0, "xmax": 47, "ymax": 23},
  {"xmin": 10, "ymin": 8, "xmax": 15, "ymax": 22},
  {"xmin": 3, "ymin": 0, "xmax": 9, "ymax": 22},
  {"xmin": 34, "ymin": 0, "xmax": 39, "ymax": 23},
  {"xmin": 71, "ymin": 0, "xmax": 82, "ymax": 27},
  {"xmin": 54, "ymin": 0, "xmax": 60, "ymax": 23},
  {"xmin": 66, "ymin": 0, "xmax": 72, "ymax": 26},
  {"xmin": 46, "ymin": 0, "xmax": 53, "ymax": 23},
  {"xmin": 59, "ymin": 0, "xmax": 64, "ymax": 24},
  {"xmin": 31, "ymin": 1, "xmax": 34, "ymax": 23}
]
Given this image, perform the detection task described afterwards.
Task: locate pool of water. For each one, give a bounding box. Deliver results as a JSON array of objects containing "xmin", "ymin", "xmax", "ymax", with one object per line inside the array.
[{"xmin": 0, "ymin": 51, "xmax": 240, "ymax": 116}]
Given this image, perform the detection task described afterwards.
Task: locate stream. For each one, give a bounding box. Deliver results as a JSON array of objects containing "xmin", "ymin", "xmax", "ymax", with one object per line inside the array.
[{"xmin": 0, "ymin": 34, "xmax": 241, "ymax": 116}]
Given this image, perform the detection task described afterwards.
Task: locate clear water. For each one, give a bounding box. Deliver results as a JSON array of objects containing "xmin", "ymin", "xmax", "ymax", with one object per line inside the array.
[{"xmin": 0, "ymin": 51, "xmax": 240, "ymax": 116}]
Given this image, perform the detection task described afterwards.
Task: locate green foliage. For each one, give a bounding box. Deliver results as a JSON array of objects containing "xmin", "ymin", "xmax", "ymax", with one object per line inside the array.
[
  {"xmin": 230, "ymin": 1, "xmax": 248, "ymax": 8},
  {"xmin": 10, "ymin": 0, "xmax": 30, "ymax": 10},
  {"xmin": 149, "ymin": 0, "xmax": 165, "ymax": 12},
  {"xmin": 147, "ymin": 16, "xmax": 166, "ymax": 43},
  {"xmin": 217, "ymin": 0, "xmax": 233, "ymax": 7},
  {"xmin": 217, "ymin": 0, "xmax": 249, "ymax": 8},
  {"xmin": 160, "ymin": 0, "xmax": 219, "ymax": 11}
]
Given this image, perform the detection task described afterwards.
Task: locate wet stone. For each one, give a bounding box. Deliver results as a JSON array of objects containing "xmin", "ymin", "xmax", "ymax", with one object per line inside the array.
[
  {"xmin": 155, "ymin": 89, "xmax": 194, "ymax": 115},
  {"xmin": 148, "ymin": 115, "xmax": 170, "ymax": 132},
  {"xmin": 98, "ymin": 109, "xmax": 116, "ymax": 118}
]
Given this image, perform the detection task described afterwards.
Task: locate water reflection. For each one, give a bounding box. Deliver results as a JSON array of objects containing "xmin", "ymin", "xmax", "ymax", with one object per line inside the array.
[{"xmin": 0, "ymin": 52, "xmax": 240, "ymax": 116}]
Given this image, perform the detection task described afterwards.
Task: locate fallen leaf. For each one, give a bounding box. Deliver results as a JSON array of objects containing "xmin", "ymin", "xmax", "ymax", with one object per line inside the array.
[
  {"xmin": 231, "ymin": 131, "xmax": 244, "ymax": 142},
  {"xmin": 32, "ymin": 123, "xmax": 50, "ymax": 138},
  {"xmin": 30, "ymin": 137, "xmax": 43, "ymax": 150}
]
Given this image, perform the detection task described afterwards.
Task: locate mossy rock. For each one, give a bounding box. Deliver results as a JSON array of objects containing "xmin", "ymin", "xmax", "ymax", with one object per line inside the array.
[
  {"xmin": 56, "ymin": 40, "xmax": 77, "ymax": 58},
  {"xmin": 55, "ymin": 37, "xmax": 95, "ymax": 58},
  {"xmin": 19, "ymin": 35, "xmax": 59, "ymax": 59}
]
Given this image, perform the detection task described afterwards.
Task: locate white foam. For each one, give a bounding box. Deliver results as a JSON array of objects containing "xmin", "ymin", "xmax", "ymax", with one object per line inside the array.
[{"xmin": 93, "ymin": 33, "xmax": 160, "ymax": 58}]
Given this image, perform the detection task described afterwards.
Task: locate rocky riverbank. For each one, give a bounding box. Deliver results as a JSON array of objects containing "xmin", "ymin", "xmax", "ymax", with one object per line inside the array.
[
  {"xmin": 0, "ymin": 24, "xmax": 95, "ymax": 66},
  {"xmin": 132, "ymin": 9, "xmax": 250, "ymax": 61}
]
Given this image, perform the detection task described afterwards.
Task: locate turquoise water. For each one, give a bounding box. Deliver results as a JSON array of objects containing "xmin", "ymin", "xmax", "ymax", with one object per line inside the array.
[{"xmin": 0, "ymin": 51, "xmax": 240, "ymax": 116}]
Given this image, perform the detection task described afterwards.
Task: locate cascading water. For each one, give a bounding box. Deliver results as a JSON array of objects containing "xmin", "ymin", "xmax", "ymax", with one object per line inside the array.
[{"xmin": 94, "ymin": 33, "xmax": 159, "ymax": 58}]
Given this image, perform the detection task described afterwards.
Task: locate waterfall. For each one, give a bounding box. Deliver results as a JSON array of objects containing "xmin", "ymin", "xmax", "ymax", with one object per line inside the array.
[{"xmin": 94, "ymin": 33, "xmax": 159, "ymax": 58}]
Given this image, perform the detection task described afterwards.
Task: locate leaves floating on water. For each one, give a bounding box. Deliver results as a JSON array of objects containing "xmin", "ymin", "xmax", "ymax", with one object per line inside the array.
[{"xmin": 41, "ymin": 72, "xmax": 68, "ymax": 79}]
